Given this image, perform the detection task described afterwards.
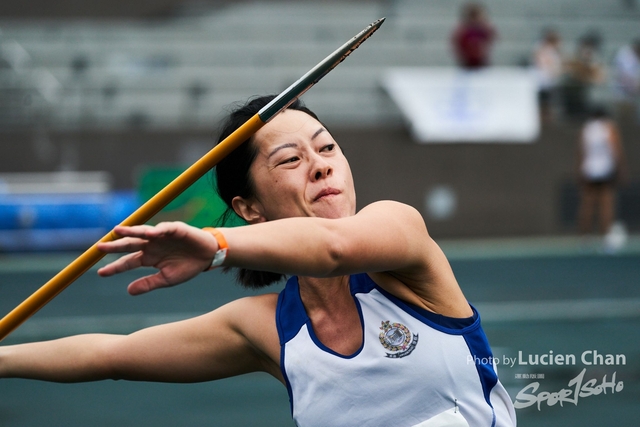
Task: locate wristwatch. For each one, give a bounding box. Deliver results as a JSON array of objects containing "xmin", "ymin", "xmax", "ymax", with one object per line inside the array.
[{"xmin": 202, "ymin": 227, "xmax": 228, "ymax": 270}]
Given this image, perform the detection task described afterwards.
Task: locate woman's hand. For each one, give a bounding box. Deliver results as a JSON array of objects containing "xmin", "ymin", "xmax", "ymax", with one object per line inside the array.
[{"xmin": 97, "ymin": 222, "xmax": 220, "ymax": 295}]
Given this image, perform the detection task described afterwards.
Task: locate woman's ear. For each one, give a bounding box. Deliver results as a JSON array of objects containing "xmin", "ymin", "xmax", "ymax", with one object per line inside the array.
[{"xmin": 231, "ymin": 196, "xmax": 266, "ymax": 224}]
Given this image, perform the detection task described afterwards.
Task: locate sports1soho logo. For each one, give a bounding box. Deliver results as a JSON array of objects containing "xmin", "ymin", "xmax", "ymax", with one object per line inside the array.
[{"xmin": 511, "ymin": 350, "xmax": 626, "ymax": 411}]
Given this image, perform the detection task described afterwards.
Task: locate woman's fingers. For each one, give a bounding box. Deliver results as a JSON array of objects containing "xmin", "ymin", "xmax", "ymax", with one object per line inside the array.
[
  {"xmin": 96, "ymin": 222, "xmax": 206, "ymax": 291},
  {"xmin": 97, "ymin": 252, "xmax": 145, "ymax": 277},
  {"xmin": 98, "ymin": 223, "xmax": 184, "ymax": 254},
  {"xmin": 112, "ymin": 224, "xmax": 161, "ymax": 238},
  {"xmin": 97, "ymin": 237, "xmax": 148, "ymax": 254},
  {"xmin": 112, "ymin": 222, "xmax": 181, "ymax": 240},
  {"xmin": 127, "ymin": 272, "xmax": 169, "ymax": 296}
]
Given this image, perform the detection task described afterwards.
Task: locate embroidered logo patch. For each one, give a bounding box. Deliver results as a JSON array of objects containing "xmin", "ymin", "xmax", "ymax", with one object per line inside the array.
[{"xmin": 379, "ymin": 320, "xmax": 418, "ymax": 358}]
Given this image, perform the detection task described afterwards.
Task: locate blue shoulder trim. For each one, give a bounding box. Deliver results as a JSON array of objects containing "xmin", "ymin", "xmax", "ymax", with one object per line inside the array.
[
  {"xmin": 352, "ymin": 273, "xmax": 479, "ymax": 333},
  {"xmin": 276, "ymin": 276, "xmax": 309, "ymax": 345},
  {"xmin": 463, "ymin": 327, "xmax": 499, "ymax": 425},
  {"xmin": 349, "ymin": 272, "xmax": 377, "ymax": 294},
  {"xmin": 276, "ymin": 276, "xmax": 309, "ymax": 416}
]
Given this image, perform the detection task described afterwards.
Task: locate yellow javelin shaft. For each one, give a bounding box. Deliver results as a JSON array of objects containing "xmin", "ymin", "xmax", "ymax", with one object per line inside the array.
[
  {"xmin": 0, "ymin": 18, "xmax": 385, "ymax": 342},
  {"xmin": 0, "ymin": 115, "xmax": 265, "ymax": 341}
]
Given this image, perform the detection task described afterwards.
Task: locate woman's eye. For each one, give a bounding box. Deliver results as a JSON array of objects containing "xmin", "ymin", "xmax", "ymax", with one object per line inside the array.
[
  {"xmin": 322, "ymin": 144, "xmax": 335, "ymax": 152},
  {"xmin": 280, "ymin": 157, "xmax": 299, "ymax": 165}
]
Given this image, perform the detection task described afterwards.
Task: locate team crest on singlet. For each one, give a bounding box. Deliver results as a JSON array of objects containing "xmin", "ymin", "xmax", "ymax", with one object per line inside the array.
[{"xmin": 379, "ymin": 320, "xmax": 418, "ymax": 358}]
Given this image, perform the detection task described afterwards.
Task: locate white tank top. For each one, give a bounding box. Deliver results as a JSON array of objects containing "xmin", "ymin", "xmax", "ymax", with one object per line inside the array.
[
  {"xmin": 276, "ymin": 273, "xmax": 517, "ymax": 427},
  {"xmin": 581, "ymin": 120, "xmax": 615, "ymax": 181}
]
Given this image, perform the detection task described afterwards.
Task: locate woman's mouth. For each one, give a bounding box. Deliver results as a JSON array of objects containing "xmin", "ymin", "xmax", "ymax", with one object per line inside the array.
[{"xmin": 314, "ymin": 188, "xmax": 341, "ymax": 201}]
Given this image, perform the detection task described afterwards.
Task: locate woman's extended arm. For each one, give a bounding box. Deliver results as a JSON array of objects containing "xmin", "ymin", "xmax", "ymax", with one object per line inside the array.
[
  {"xmin": 99, "ymin": 201, "xmax": 442, "ymax": 286},
  {"xmin": 98, "ymin": 201, "xmax": 465, "ymax": 314},
  {"xmin": 0, "ymin": 295, "xmax": 281, "ymax": 383},
  {"xmin": 223, "ymin": 200, "xmax": 445, "ymax": 279},
  {"xmin": 223, "ymin": 200, "xmax": 464, "ymax": 314}
]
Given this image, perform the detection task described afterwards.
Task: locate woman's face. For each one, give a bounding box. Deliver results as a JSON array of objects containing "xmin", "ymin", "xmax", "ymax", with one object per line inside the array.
[{"xmin": 240, "ymin": 109, "xmax": 356, "ymax": 221}]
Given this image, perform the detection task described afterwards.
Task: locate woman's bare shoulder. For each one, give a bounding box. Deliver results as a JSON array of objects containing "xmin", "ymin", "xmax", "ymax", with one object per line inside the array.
[
  {"xmin": 217, "ymin": 292, "xmax": 282, "ymax": 378},
  {"xmin": 357, "ymin": 200, "xmax": 428, "ymax": 230},
  {"xmin": 360, "ymin": 200, "xmax": 421, "ymax": 214},
  {"xmin": 221, "ymin": 292, "xmax": 280, "ymax": 329}
]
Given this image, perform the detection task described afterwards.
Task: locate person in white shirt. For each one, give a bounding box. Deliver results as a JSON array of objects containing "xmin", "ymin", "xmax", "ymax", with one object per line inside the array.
[
  {"xmin": 577, "ymin": 106, "xmax": 628, "ymax": 242},
  {"xmin": 533, "ymin": 28, "xmax": 564, "ymax": 121}
]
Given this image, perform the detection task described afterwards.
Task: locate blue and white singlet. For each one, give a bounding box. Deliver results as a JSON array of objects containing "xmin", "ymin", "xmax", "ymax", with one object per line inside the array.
[{"xmin": 276, "ymin": 273, "xmax": 516, "ymax": 427}]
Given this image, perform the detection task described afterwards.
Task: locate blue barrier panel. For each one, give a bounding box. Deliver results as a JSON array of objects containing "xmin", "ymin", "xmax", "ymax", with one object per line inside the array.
[{"xmin": 0, "ymin": 191, "xmax": 139, "ymax": 251}]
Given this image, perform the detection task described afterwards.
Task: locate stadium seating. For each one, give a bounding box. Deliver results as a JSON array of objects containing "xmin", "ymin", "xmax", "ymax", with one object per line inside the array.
[{"xmin": 0, "ymin": 0, "xmax": 638, "ymax": 129}]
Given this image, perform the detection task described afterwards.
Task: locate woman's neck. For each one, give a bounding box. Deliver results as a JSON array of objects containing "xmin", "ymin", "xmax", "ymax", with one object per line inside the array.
[
  {"xmin": 297, "ymin": 274, "xmax": 363, "ymax": 356},
  {"xmin": 297, "ymin": 275, "xmax": 351, "ymax": 311}
]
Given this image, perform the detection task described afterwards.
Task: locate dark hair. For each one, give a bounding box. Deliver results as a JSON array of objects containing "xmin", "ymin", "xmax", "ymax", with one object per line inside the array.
[
  {"xmin": 542, "ymin": 27, "xmax": 559, "ymax": 44},
  {"xmin": 579, "ymin": 31, "xmax": 602, "ymax": 50},
  {"xmin": 461, "ymin": 2, "xmax": 484, "ymax": 21},
  {"xmin": 589, "ymin": 104, "xmax": 609, "ymax": 120},
  {"xmin": 213, "ymin": 94, "xmax": 321, "ymax": 289}
]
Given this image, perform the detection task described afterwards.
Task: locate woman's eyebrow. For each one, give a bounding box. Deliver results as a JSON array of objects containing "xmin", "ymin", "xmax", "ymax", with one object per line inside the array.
[
  {"xmin": 311, "ymin": 127, "xmax": 326, "ymax": 140},
  {"xmin": 267, "ymin": 128, "xmax": 325, "ymax": 159},
  {"xmin": 267, "ymin": 142, "xmax": 298, "ymax": 159}
]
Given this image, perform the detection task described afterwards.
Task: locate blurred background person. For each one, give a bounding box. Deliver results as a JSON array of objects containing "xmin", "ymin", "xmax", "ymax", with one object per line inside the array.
[
  {"xmin": 451, "ymin": 2, "xmax": 497, "ymax": 69},
  {"xmin": 577, "ymin": 105, "xmax": 628, "ymax": 250},
  {"xmin": 563, "ymin": 33, "xmax": 606, "ymax": 119},
  {"xmin": 532, "ymin": 28, "xmax": 564, "ymax": 122},
  {"xmin": 612, "ymin": 38, "xmax": 640, "ymax": 122}
]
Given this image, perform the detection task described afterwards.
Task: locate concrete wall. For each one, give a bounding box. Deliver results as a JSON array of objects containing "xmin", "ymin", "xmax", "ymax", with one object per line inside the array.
[{"xmin": 1, "ymin": 116, "xmax": 637, "ymax": 239}]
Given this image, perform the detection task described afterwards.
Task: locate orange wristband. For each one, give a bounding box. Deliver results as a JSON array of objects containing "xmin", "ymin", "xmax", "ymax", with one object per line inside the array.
[{"xmin": 203, "ymin": 227, "xmax": 228, "ymax": 271}]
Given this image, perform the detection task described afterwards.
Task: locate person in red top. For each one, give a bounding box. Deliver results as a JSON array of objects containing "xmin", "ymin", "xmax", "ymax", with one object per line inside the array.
[{"xmin": 451, "ymin": 2, "xmax": 497, "ymax": 69}]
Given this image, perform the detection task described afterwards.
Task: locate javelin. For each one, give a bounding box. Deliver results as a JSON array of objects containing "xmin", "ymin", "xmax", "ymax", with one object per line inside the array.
[{"xmin": 0, "ymin": 17, "xmax": 385, "ymax": 342}]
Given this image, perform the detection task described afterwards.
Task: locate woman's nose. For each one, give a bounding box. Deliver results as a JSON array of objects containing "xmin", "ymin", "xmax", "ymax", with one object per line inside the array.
[{"xmin": 312, "ymin": 157, "xmax": 332, "ymax": 181}]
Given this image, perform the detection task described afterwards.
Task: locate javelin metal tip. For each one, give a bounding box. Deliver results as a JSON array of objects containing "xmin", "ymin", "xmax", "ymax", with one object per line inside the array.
[{"xmin": 258, "ymin": 17, "xmax": 386, "ymax": 122}]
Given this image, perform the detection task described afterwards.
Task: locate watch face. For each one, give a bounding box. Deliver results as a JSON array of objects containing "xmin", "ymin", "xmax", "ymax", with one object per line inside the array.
[{"xmin": 211, "ymin": 248, "xmax": 228, "ymax": 267}]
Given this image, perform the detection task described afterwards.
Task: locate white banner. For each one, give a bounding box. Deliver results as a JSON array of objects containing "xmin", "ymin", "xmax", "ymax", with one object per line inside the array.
[{"xmin": 382, "ymin": 67, "xmax": 540, "ymax": 143}]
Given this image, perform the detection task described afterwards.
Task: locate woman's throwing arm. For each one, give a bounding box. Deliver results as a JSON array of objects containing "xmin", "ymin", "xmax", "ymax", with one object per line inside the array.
[{"xmin": 0, "ymin": 295, "xmax": 281, "ymax": 383}]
